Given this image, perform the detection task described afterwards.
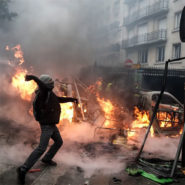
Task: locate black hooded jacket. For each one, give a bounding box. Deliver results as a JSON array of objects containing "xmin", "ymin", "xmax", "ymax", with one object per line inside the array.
[{"xmin": 30, "ymin": 75, "xmax": 76, "ymax": 125}]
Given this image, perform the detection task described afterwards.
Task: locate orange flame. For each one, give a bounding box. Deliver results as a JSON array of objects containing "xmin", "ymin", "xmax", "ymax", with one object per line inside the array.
[
  {"xmin": 8, "ymin": 44, "xmax": 74, "ymax": 123},
  {"xmin": 97, "ymin": 97, "xmax": 114, "ymax": 127},
  {"xmin": 157, "ymin": 112, "xmax": 179, "ymax": 128},
  {"xmin": 60, "ymin": 103, "xmax": 74, "ymax": 123},
  {"xmin": 11, "ymin": 45, "xmax": 25, "ymax": 65},
  {"xmin": 12, "ymin": 68, "xmax": 37, "ymax": 101},
  {"xmin": 89, "ymin": 80, "xmax": 154, "ymax": 136},
  {"xmin": 8, "ymin": 44, "xmax": 37, "ymax": 101},
  {"xmin": 127, "ymin": 107, "xmax": 154, "ymax": 138},
  {"xmin": 132, "ymin": 107, "xmax": 150, "ymax": 128},
  {"xmin": 87, "ymin": 79, "xmax": 102, "ymax": 95}
]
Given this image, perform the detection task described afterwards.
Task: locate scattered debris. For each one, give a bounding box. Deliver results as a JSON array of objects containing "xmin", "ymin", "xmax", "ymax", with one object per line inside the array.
[{"xmin": 28, "ymin": 169, "xmax": 41, "ymax": 173}]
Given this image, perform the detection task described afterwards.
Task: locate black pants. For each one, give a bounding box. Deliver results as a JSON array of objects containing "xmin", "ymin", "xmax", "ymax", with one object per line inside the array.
[{"xmin": 22, "ymin": 124, "xmax": 63, "ymax": 171}]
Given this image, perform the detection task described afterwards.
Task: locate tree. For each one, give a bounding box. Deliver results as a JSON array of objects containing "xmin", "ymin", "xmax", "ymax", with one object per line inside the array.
[{"xmin": 0, "ymin": 0, "xmax": 17, "ymax": 21}]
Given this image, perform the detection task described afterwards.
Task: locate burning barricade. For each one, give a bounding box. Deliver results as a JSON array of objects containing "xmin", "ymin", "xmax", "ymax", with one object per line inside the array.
[
  {"xmin": 7, "ymin": 44, "xmax": 184, "ymax": 148},
  {"xmin": 85, "ymin": 78, "xmax": 184, "ymax": 146}
]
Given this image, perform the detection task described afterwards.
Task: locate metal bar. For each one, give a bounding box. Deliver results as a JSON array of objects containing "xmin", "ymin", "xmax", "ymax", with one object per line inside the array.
[
  {"xmin": 73, "ymin": 79, "xmax": 85, "ymax": 121},
  {"xmin": 136, "ymin": 57, "xmax": 185, "ymax": 161},
  {"xmin": 168, "ymin": 57, "xmax": 185, "ymax": 63},
  {"xmin": 170, "ymin": 121, "xmax": 185, "ymax": 177},
  {"xmin": 182, "ymin": 83, "xmax": 185, "ymax": 167},
  {"xmin": 135, "ymin": 60, "xmax": 170, "ymax": 161}
]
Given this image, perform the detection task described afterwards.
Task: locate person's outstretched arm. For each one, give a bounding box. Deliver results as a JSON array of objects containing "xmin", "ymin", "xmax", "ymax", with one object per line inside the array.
[
  {"xmin": 25, "ymin": 75, "xmax": 48, "ymax": 90},
  {"xmin": 58, "ymin": 97, "xmax": 78, "ymax": 104}
]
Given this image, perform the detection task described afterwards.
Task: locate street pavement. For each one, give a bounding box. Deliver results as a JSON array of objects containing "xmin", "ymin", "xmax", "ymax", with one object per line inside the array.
[
  {"xmin": 0, "ymin": 120, "xmax": 185, "ymax": 185},
  {"xmin": 0, "ymin": 154, "xmax": 185, "ymax": 185}
]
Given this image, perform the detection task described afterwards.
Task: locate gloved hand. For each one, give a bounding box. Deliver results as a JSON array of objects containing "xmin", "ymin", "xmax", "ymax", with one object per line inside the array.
[
  {"xmin": 73, "ymin": 98, "xmax": 78, "ymax": 104},
  {"xmin": 25, "ymin": 75, "xmax": 33, "ymax": 81}
]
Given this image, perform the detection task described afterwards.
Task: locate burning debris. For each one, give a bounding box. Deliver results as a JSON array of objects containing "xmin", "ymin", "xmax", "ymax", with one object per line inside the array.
[
  {"xmin": 0, "ymin": 45, "xmax": 184, "ymax": 184},
  {"xmin": 0, "ymin": 1, "xmax": 185, "ymax": 185},
  {"xmin": 3, "ymin": 44, "xmax": 184, "ymax": 149}
]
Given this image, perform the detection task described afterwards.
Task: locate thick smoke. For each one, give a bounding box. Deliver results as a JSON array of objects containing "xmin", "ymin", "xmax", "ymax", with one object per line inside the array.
[
  {"xmin": 0, "ymin": 0, "xmax": 182, "ymax": 180},
  {"xmin": 1, "ymin": 0, "xmax": 107, "ymax": 77}
]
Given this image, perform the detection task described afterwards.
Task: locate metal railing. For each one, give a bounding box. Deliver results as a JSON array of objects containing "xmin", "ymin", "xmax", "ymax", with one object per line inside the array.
[
  {"xmin": 122, "ymin": 29, "xmax": 167, "ymax": 48},
  {"xmin": 124, "ymin": 0, "xmax": 169, "ymax": 26}
]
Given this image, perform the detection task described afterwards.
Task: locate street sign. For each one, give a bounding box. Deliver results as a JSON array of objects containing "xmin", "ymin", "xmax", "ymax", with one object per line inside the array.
[{"xmin": 124, "ymin": 59, "xmax": 133, "ymax": 67}]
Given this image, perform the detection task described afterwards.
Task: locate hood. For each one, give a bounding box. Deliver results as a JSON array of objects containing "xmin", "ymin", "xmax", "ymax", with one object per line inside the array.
[{"xmin": 39, "ymin": 74, "xmax": 54, "ymax": 90}]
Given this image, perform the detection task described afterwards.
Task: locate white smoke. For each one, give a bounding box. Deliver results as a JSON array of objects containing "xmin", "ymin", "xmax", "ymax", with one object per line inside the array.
[{"xmin": 2, "ymin": 0, "xmax": 107, "ymax": 76}]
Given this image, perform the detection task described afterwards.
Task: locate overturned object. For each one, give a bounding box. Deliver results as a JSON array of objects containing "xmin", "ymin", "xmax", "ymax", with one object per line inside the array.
[
  {"xmin": 126, "ymin": 158, "xmax": 185, "ymax": 184},
  {"xmin": 126, "ymin": 167, "xmax": 173, "ymax": 184}
]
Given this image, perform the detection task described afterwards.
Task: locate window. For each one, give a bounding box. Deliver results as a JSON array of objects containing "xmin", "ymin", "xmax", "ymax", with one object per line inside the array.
[
  {"xmin": 174, "ymin": 12, "xmax": 181, "ymax": 30},
  {"xmin": 152, "ymin": 94, "xmax": 180, "ymax": 106},
  {"xmin": 138, "ymin": 23, "xmax": 148, "ymax": 43},
  {"xmin": 172, "ymin": 43, "xmax": 181, "ymax": 59},
  {"xmin": 158, "ymin": 18, "xmax": 167, "ymax": 30},
  {"xmin": 156, "ymin": 46, "xmax": 165, "ymax": 62},
  {"xmin": 138, "ymin": 50, "xmax": 148, "ymax": 63}
]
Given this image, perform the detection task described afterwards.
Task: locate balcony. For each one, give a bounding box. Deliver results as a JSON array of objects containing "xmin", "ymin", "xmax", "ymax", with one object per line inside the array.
[
  {"xmin": 124, "ymin": 0, "xmax": 169, "ymax": 26},
  {"xmin": 122, "ymin": 29, "xmax": 167, "ymax": 49}
]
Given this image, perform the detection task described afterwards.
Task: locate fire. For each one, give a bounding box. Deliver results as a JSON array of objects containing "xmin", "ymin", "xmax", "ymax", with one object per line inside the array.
[
  {"xmin": 60, "ymin": 103, "xmax": 74, "ymax": 123},
  {"xmin": 132, "ymin": 107, "xmax": 150, "ymax": 128},
  {"xmin": 128, "ymin": 107, "xmax": 154, "ymax": 137},
  {"xmin": 97, "ymin": 97, "xmax": 114, "ymax": 127},
  {"xmin": 7, "ymin": 44, "xmax": 37, "ymax": 101},
  {"xmin": 157, "ymin": 112, "xmax": 179, "ymax": 128},
  {"xmin": 87, "ymin": 79, "xmax": 102, "ymax": 95},
  {"xmin": 12, "ymin": 68, "xmax": 37, "ymax": 101},
  {"xmin": 11, "ymin": 45, "xmax": 25, "ymax": 65},
  {"xmin": 87, "ymin": 79, "xmax": 115, "ymax": 127},
  {"xmin": 6, "ymin": 44, "xmax": 75, "ymax": 124},
  {"xmin": 88, "ymin": 80, "xmax": 154, "ymax": 136}
]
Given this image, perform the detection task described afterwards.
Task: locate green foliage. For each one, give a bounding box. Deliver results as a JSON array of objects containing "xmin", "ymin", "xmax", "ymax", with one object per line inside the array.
[{"xmin": 0, "ymin": 0, "xmax": 17, "ymax": 20}]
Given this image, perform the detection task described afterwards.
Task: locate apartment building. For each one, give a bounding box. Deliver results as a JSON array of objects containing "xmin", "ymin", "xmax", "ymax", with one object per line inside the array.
[
  {"xmin": 96, "ymin": 0, "xmax": 125, "ymax": 66},
  {"xmin": 122, "ymin": 0, "xmax": 185, "ymax": 68}
]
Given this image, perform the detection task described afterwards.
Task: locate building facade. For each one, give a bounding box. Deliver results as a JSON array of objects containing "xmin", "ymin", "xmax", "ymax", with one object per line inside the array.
[
  {"xmin": 95, "ymin": 0, "xmax": 125, "ymax": 66},
  {"xmin": 122, "ymin": 0, "xmax": 185, "ymax": 69}
]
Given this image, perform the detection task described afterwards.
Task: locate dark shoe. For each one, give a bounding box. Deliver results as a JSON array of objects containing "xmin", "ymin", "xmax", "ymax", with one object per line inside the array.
[
  {"xmin": 17, "ymin": 167, "xmax": 26, "ymax": 184},
  {"xmin": 41, "ymin": 159, "xmax": 57, "ymax": 166}
]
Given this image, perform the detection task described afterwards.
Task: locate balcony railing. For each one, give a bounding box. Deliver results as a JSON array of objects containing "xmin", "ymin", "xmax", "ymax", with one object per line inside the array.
[
  {"xmin": 122, "ymin": 29, "xmax": 167, "ymax": 49},
  {"xmin": 124, "ymin": 0, "xmax": 169, "ymax": 26}
]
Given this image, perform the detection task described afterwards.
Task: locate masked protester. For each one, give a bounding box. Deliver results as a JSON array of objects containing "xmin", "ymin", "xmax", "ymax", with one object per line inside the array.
[{"xmin": 17, "ymin": 74, "xmax": 78, "ymax": 184}]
